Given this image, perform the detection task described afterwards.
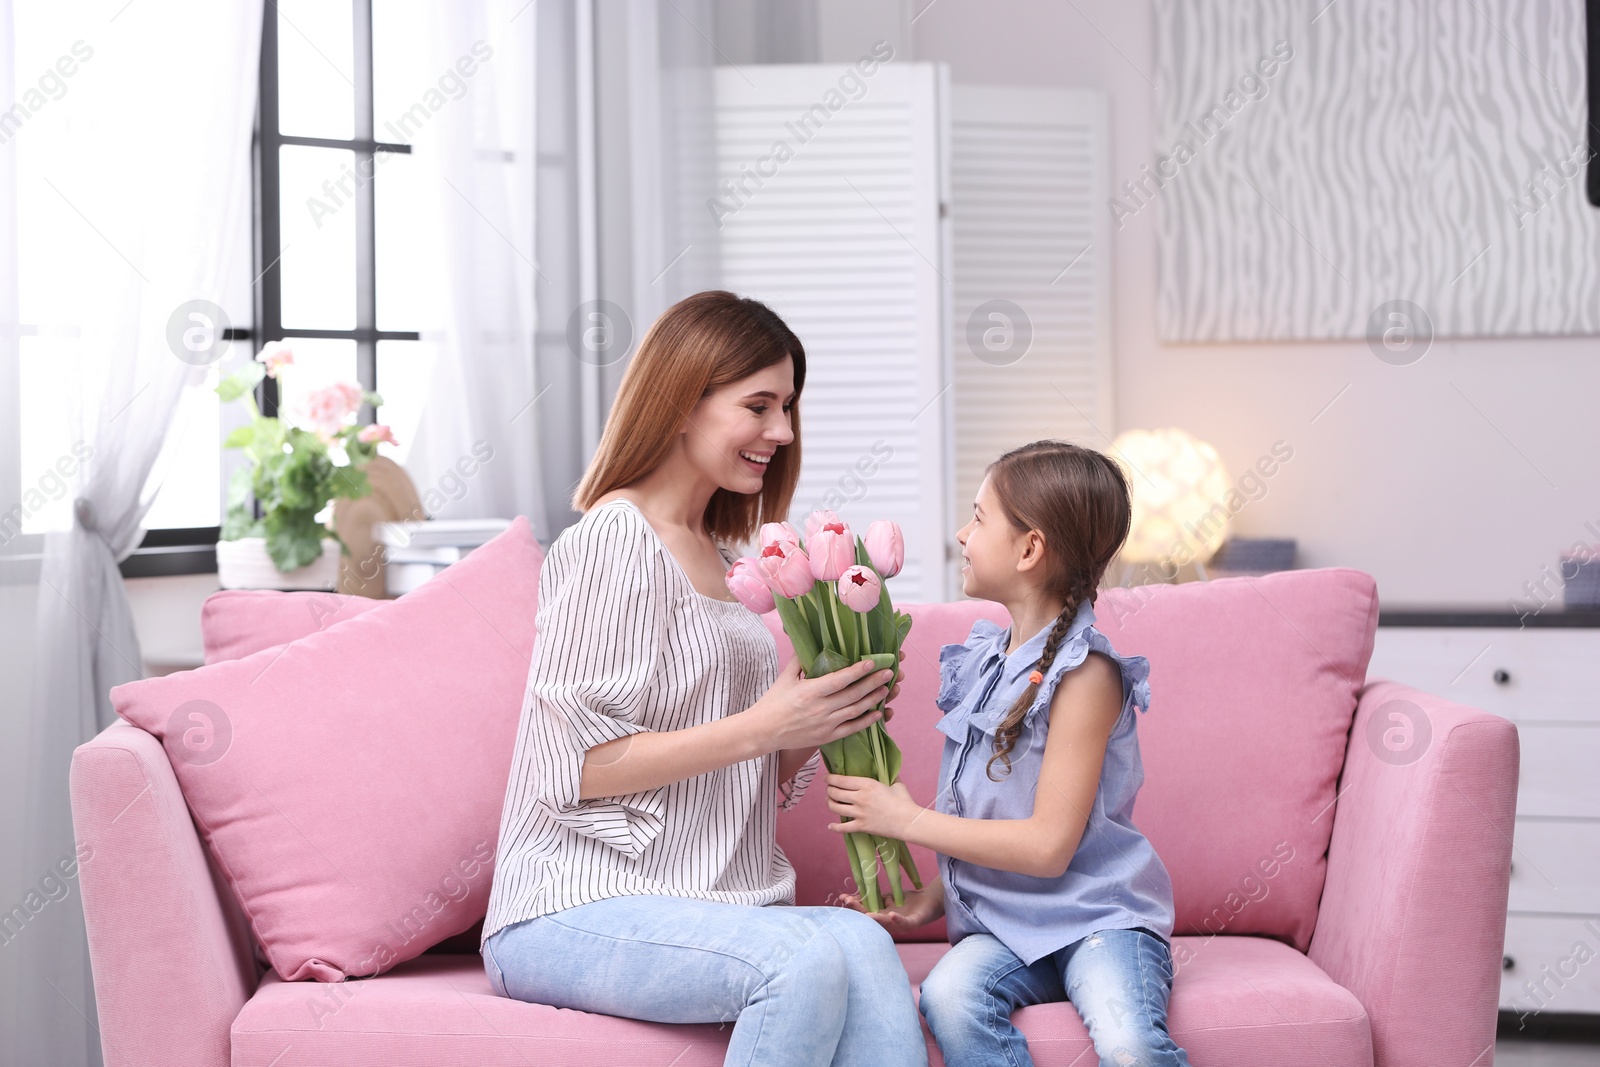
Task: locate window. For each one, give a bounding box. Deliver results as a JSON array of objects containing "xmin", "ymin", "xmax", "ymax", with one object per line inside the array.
[
  {"xmin": 1, "ymin": 2, "xmax": 244, "ymax": 562},
  {"xmin": 256, "ymin": 0, "xmax": 434, "ymax": 462},
  {"xmin": 128, "ymin": 0, "xmax": 439, "ymax": 574}
]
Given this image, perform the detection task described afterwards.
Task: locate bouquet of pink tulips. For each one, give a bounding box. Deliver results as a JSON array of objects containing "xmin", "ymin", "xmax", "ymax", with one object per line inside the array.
[{"xmin": 726, "ymin": 511, "xmax": 922, "ymax": 912}]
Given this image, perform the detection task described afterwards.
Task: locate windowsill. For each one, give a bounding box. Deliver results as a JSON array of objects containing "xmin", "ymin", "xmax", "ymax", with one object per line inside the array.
[
  {"xmin": 0, "ymin": 530, "xmax": 221, "ymax": 584},
  {"xmin": 118, "ymin": 544, "xmax": 218, "ymax": 579}
]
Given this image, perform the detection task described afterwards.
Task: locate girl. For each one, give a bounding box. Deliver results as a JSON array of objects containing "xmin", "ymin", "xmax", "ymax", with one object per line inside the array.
[
  {"xmin": 823, "ymin": 440, "xmax": 1192, "ymax": 1067},
  {"xmin": 481, "ymin": 291, "xmax": 927, "ymax": 1067}
]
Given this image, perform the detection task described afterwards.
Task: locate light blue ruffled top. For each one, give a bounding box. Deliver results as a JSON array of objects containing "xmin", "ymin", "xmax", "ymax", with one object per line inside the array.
[{"xmin": 933, "ymin": 598, "xmax": 1175, "ymax": 965}]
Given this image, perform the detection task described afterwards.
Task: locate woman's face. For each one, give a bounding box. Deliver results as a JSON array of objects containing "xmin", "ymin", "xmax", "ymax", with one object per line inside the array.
[{"xmin": 681, "ymin": 356, "xmax": 796, "ymax": 495}]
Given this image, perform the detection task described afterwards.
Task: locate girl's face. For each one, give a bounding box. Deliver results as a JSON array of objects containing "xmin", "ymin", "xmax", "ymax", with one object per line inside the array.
[
  {"xmin": 680, "ymin": 355, "xmax": 796, "ymax": 495},
  {"xmin": 955, "ymin": 475, "xmax": 1042, "ymax": 600}
]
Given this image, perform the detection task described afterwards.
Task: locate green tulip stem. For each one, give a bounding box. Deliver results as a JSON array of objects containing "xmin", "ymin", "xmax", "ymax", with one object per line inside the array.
[{"xmin": 848, "ymin": 831, "xmax": 882, "ymax": 913}]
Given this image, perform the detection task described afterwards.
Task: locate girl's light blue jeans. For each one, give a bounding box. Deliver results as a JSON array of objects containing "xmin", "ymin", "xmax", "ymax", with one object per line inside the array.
[
  {"xmin": 918, "ymin": 927, "xmax": 1192, "ymax": 1067},
  {"xmin": 481, "ymin": 894, "xmax": 928, "ymax": 1067}
]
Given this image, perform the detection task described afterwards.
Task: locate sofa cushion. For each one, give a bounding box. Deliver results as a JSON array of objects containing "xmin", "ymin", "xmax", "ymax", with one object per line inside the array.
[
  {"xmin": 201, "ymin": 589, "xmax": 383, "ymax": 663},
  {"xmin": 1092, "ymin": 568, "xmax": 1377, "ymax": 952},
  {"xmin": 230, "ymin": 937, "xmax": 1369, "ymax": 1066},
  {"xmin": 111, "ymin": 518, "xmax": 544, "ymax": 982}
]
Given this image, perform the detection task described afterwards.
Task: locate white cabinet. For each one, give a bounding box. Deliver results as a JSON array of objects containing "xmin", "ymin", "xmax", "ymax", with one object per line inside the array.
[{"xmin": 1369, "ymin": 621, "xmax": 1600, "ymax": 1018}]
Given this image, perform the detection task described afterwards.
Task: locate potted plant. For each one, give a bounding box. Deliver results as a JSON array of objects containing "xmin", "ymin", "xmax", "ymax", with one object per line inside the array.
[{"xmin": 213, "ymin": 343, "xmax": 399, "ymax": 590}]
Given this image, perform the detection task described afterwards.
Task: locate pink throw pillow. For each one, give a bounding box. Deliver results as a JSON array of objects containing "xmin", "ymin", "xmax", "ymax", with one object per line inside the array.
[
  {"xmin": 202, "ymin": 589, "xmax": 384, "ymax": 663},
  {"xmin": 1096, "ymin": 567, "xmax": 1378, "ymax": 952},
  {"xmin": 112, "ymin": 518, "xmax": 544, "ymax": 982}
]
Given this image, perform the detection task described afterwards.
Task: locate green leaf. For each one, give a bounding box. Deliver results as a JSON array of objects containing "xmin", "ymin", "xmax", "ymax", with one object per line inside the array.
[
  {"xmin": 263, "ymin": 508, "xmax": 328, "ymax": 572},
  {"xmin": 220, "ymin": 506, "xmax": 260, "ymax": 541},
  {"xmin": 344, "ymin": 436, "xmax": 377, "ymax": 467},
  {"xmin": 225, "ymin": 466, "xmax": 252, "ymax": 510},
  {"xmin": 244, "ymin": 416, "xmax": 284, "ymax": 463},
  {"xmin": 809, "ymin": 648, "xmax": 851, "ymax": 678},
  {"xmin": 222, "ymin": 424, "xmax": 255, "ymax": 449},
  {"xmin": 275, "ymin": 452, "xmax": 324, "ymax": 511},
  {"xmin": 897, "ymin": 838, "xmax": 924, "ymax": 890},
  {"xmin": 881, "ymin": 727, "xmax": 903, "ymax": 782},
  {"xmin": 215, "ymin": 363, "xmax": 265, "ymax": 402},
  {"xmin": 773, "ymin": 595, "xmax": 821, "ymax": 667},
  {"xmin": 362, "ymin": 390, "xmax": 384, "ymax": 409},
  {"xmin": 330, "ymin": 464, "xmax": 371, "ymax": 501},
  {"xmin": 866, "ymin": 651, "xmax": 898, "ymax": 684}
]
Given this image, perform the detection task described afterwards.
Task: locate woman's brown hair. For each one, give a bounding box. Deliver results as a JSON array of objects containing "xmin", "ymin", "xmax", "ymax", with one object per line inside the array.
[
  {"xmin": 571, "ymin": 290, "xmax": 806, "ymax": 545},
  {"xmin": 982, "ymin": 440, "xmax": 1133, "ymax": 780}
]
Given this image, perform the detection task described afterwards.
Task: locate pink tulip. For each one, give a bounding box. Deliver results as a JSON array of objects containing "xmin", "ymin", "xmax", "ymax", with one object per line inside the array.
[
  {"xmin": 837, "ymin": 565, "xmax": 881, "ymax": 612},
  {"xmin": 358, "ymin": 423, "xmax": 398, "ymax": 446},
  {"xmin": 726, "ymin": 558, "xmax": 776, "ymax": 614},
  {"xmin": 808, "ymin": 520, "xmax": 855, "ymax": 581},
  {"xmin": 256, "ymin": 342, "xmax": 294, "ymax": 378},
  {"xmin": 864, "ymin": 519, "xmax": 904, "ymax": 578},
  {"xmin": 804, "ymin": 509, "xmax": 842, "ymax": 541},
  {"xmin": 756, "ymin": 540, "xmax": 815, "ymax": 598},
  {"xmin": 759, "ymin": 521, "xmax": 802, "ymax": 549}
]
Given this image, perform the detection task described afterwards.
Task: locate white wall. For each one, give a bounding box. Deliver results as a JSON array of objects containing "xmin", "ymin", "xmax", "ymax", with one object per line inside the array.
[
  {"xmin": 124, "ymin": 573, "xmax": 218, "ymax": 670},
  {"xmin": 912, "ymin": 0, "xmax": 1600, "ymax": 607}
]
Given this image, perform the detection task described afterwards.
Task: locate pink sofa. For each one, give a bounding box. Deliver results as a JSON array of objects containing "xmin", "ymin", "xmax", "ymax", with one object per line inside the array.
[{"xmin": 71, "ymin": 564, "xmax": 1517, "ymax": 1065}]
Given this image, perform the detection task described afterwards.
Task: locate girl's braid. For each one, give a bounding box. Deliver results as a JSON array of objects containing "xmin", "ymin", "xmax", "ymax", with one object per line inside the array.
[{"xmin": 985, "ymin": 573, "xmax": 1095, "ymax": 780}]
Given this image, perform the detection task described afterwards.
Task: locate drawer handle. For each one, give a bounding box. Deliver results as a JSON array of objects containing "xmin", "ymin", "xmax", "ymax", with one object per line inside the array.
[
  {"xmin": 1492, "ymin": 669, "xmax": 1511, "ymax": 685},
  {"xmin": 1504, "ymin": 955, "xmax": 1515, "ymax": 971}
]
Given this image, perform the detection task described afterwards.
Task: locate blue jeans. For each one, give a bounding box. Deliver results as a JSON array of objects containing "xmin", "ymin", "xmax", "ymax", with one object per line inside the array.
[
  {"xmin": 482, "ymin": 894, "xmax": 928, "ymax": 1067},
  {"xmin": 919, "ymin": 928, "xmax": 1192, "ymax": 1067}
]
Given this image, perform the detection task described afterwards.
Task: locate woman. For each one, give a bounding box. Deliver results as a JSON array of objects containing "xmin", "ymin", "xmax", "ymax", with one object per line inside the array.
[{"xmin": 481, "ymin": 291, "xmax": 928, "ymax": 1067}]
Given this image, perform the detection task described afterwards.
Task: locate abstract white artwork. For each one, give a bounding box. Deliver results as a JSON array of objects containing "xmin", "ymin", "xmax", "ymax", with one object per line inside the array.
[{"xmin": 1150, "ymin": 0, "xmax": 1599, "ymax": 342}]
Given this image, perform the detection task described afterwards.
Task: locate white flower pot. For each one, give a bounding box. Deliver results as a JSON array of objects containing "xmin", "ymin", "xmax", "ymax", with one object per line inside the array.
[{"xmin": 216, "ymin": 537, "xmax": 341, "ymax": 591}]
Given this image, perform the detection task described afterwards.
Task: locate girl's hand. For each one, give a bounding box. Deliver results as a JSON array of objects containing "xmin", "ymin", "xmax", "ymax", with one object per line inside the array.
[
  {"xmin": 825, "ymin": 774, "xmax": 922, "ymax": 838},
  {"xmin": 839, "ymin": 878, "xmax": 945, "ymax": 931}
]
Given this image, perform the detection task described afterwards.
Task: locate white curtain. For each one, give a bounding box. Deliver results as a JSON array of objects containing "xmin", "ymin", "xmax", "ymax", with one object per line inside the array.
[
  {"xmin": 403, "ymin": 0, "xmax": 722, "ymax": 543},
  {"xmin": 3, "ymin": 3, "xmax": 263, "ymax": 1065},
  {"xmin": 401, "ymin": 0, "xmax": 547, "ymax": 540}
]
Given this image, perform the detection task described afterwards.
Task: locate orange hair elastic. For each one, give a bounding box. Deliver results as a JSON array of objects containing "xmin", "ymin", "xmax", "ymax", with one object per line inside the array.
[{"xmin": 1028, "ymin": 669, "xmax": 1044, "ymax": 684}]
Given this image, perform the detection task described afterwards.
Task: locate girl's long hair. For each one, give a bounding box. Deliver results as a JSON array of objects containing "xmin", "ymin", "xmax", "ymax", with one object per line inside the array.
[
  {"xmin": 983, "ymin": 440, "xmax": 1133, "ymax": 780},
  {"xmin": 571, "ymin": 291, "xmax": 806, "ymax": 545}
]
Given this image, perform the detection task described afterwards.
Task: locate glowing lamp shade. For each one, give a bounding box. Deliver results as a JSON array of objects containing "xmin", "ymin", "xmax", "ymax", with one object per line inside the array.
[{"xmin": 1111, "ymin": 428, "xmax": 1232, "ymax": 567}]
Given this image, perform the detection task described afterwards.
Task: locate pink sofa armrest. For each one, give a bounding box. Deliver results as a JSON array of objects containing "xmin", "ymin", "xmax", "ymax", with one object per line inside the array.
[
  {"xmin": 71, "ymin": 721, "xmax": 258, "ymax": 1067},
  {"xmin": 1308, "ymin": 680, "xmax": 1518, "ymax": 1066}
]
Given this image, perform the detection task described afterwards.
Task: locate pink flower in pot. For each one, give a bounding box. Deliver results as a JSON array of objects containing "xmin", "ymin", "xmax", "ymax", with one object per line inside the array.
[
  {"xmin": 256, "ymin": 342, "xmax": 295, "ymax": 378},
  {"xmin": 302, "ymin": 382, "xmax": 363, "ymax": 439},
  {"xmin": 358, "ymin": 423, "xmax": 398, "ymax": 446}
]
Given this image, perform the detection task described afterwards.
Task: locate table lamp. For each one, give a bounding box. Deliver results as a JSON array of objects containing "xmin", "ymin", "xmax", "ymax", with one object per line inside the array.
[{"xmin": 1109, "ymin": 427, "xmax": 1232, "ymax": 582}]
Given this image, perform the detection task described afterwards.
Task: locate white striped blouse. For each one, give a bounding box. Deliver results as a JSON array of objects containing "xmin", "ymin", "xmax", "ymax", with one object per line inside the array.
[{"xmin": 482, "ymin": 497, "xmax": 823, "ymax": 945}]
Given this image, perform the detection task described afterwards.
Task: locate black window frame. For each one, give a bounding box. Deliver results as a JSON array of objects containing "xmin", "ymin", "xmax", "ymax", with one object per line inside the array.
[{"xmin": 123, "ymin": 0, "xmax": 419, "ymax": 578}]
